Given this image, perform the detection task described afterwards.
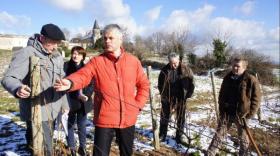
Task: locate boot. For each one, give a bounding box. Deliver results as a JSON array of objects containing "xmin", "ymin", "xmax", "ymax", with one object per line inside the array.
[
  {"xmin": 175, "ymin": 135, "xmax": 184, "ymax": 144},
  {"xmin": 159, "ymin": 128, "xmax": 167, "ymax": 142},
  {"xmin": 24, "ymin": 144, "xmax": 33, "ymax": 155},
  {"xmin": 159, "ymin": 134, "xmax": 166, "ymax": 142},
  {"xmin": 78, "ymin": 147, "xmax": 86, "ymax": 156},
  {"xmin": 70, "ymin": 149, "xmax": 76, "ymax": 156}
]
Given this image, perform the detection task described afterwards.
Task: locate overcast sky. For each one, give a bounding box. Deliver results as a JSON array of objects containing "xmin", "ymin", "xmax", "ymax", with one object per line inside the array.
[{"xmin": 0, "ymin": 0, "xmax": 279, "ymax": 62}]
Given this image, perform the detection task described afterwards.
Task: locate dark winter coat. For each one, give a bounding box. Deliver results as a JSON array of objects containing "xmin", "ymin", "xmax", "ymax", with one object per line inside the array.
[
  {"xmin": 158, "ymin": 63, "xmax": 195, "ymax": 100},
  {"xmin": 219, "ymin": 71, "xmax": 261, "ymax": 119},
  {"xmin": 64, "ymin": 60, "xmax": 94, "ymax": 114}
]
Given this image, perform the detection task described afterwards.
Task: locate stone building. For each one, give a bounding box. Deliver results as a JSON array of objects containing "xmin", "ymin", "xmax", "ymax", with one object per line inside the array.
[
  {"xmin": 78, "ymin": 20, "xmax": 102, "ymax": 49},
  {"xmin": 0, "ymin": 34, "xmax": 29, "ymax": 50}
]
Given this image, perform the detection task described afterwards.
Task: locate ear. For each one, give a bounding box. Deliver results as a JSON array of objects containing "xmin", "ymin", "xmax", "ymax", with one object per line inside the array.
[
  {"xmin": 40, "ymin": 35, "xmax": 46, "ymax": 43},
  {"xmin": 119, "ymin": 35, "xmax": 123, "ymax": 44}
]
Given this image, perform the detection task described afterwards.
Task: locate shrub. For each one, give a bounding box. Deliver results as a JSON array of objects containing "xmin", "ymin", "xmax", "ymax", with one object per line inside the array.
[
  {"xmin": 141, "ymin": 60, "xmax": 166, "ymax": 69},
  {"xmin": 192, "ymin": 55, "xmax": 216, "ymax": 75}
]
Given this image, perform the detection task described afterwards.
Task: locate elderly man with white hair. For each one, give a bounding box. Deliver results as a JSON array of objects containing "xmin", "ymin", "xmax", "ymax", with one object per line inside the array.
[{"xmin": 158, "ymin": 52, "xmax": 195, "ymax": 144}]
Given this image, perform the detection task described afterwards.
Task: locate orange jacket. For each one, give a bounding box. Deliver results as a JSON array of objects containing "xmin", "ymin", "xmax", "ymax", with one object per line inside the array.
[{"xmin": 67, "ymin": 49, "xmax": 150, "ymax": 128}]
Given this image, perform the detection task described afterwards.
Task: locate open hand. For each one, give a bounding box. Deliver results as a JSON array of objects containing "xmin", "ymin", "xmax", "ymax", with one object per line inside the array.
[{"xmin": 54, "ymin": 79, "xmax": 71, "ymax": 91}]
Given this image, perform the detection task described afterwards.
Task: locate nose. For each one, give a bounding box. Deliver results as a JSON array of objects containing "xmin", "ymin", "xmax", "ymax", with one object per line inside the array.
[
  {"xmin": 105, "ymin": 39, "xmax": 110, "ymax": 43},
  {"xmin": 53, "ymin": 43, "xmax": 58, "ymax": 50}
]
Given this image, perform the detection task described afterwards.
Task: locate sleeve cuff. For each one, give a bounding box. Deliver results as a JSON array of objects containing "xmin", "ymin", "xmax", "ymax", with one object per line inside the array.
[{"xmin": 66, "ymin": 79, "xmax": 73, "ymax": 92}]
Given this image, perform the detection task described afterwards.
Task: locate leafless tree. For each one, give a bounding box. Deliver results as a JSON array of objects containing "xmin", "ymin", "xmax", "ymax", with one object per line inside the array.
[
  {"xmin": 147, "ymin": 31, "xmax": 165, "ymax": 54},
  {"xmin": 161, "ymin": 29, "xmax": 198, "ymax": 58},
  {"xmin": 132, "ymin": 35, "xmax": 149, "ymax": 61}
]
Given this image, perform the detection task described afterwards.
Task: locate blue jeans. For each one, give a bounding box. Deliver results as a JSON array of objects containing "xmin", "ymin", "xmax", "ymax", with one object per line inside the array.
[{"xmin": 66, "ymin": 108, "xmax": 87, "ymax": 149}]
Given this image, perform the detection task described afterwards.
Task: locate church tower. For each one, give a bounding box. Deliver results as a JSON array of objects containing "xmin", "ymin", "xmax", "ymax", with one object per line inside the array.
[{"xmin": 92, "ymin": 20, "xmax": 101, "ymax": 46}]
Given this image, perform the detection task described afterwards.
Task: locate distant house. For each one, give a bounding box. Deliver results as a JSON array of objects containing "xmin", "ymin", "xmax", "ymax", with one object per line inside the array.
[
  {"xmin": 0, "ymin": 34, "xmax": 29, "ymax": 50},
  {"xmin": 66, "ymin": 38, "xmax": 82, "ymax": 50},
  {"xmin": 70, "ymin": 38, "xmax": 82, "ymax": 43}
]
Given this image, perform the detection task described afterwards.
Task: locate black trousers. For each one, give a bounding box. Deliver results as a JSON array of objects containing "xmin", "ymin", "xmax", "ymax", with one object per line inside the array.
[
  {"xmin": 93, "ymin": 125, "xmax": 135, "ymax": 156},
  {"xmin": 159, "ymin": 97, "xmax": 186, "ymax": 139},
  {"xmin": 26, "ymin": 120, "xmax": 54, "ymax": 156}
]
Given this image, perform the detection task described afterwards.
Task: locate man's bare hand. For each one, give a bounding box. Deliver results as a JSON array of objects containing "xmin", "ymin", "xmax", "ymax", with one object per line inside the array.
[
  {"xmin": 16, "ymin": 85, "xmax": 31, "ymax": 98},
  {"xmin": 54, "ymin": 79, "xmax": 71, "ymax": 91}
]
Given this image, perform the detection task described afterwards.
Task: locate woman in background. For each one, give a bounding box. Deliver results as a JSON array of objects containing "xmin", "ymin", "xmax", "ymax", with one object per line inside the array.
[{"xmin": 65, "ymin": 46, "xmax": 94, "ymax": 156}]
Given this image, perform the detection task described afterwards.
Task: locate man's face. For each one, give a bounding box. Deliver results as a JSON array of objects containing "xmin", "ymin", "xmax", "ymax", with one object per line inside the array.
[
  {"xmin": 170, "ymin": 57, "xmax": 180, "ymax": 69},
  {"xmin": 41, "ymin": 36, "xmax": 60, "ymax": 54},
  {"xmin": 103, "ymin": 29, "xmax": 122, "ymax": 53},
  {"xmin": 232, "ymin": 61, "xmax": 246, "ymax": 76}
]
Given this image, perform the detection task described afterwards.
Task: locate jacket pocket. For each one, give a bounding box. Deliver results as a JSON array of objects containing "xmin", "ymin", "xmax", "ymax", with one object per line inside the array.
[
  {"xmin": 126, "ymin": 98, "xmax": 140, "ymax": 114},
  {"xmin": 238, "ymin": 101, "xmax": 250, "ymax": 117}
]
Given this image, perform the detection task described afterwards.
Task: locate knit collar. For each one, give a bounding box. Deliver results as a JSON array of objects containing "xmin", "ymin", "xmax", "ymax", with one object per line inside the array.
[{"xmin": 105, "ymin": 47, "xmax": 125, "ymax": 62}]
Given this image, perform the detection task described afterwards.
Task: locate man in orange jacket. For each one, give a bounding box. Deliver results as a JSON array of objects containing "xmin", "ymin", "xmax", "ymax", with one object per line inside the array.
[{"xmin": 54, "ymin": 24, "xmax": 150, "ymax": 156}]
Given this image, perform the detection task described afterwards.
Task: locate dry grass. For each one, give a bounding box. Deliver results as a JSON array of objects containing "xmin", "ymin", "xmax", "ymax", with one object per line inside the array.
[
  {"xmin": 0, "ymin": 97, "xmax": 18, "ymax": 114},
  {"xmin": 250, "ymin": 127, "xmax": 280, "ymax": 155}
]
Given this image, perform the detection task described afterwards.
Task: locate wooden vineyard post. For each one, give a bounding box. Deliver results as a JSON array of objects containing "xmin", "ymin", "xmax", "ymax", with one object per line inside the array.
[
  {"xmin": 30, "ymin": 56, "xmax": 44, "ymax": 156},
  {"xmin": 146, "ymin": 66, "xmax": 160, "ymax": 150},
  {"xmin": 255, "ymin": 73, "xmax": 262, "ymax": 122},
  {"xmin": 210, "ymin": 72, "xmax": 219, "ymax": 123}
]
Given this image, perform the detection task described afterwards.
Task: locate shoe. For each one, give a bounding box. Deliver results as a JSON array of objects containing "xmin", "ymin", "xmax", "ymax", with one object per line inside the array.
[
  {"xmin": 24, "ymin": 144, "xmax": 33, "ymax": 154},
  {"xmin": 70, "ymin": 149, "xmax": 76, "ymax": 156},
  {"xmin": 78, "ymin": 147, "xmax": 86, "ymax": 156},
  {"xmin": 159, "ymin": 135, "xmax": 166, "ymax": 142},
  {"xmin": 175, "ymin": 136, "xmax": 184, "ymax": 144}
]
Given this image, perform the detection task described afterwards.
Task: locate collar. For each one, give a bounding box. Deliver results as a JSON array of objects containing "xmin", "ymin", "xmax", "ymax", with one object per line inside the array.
[
  {"xmin": 105, "ymin": 47, "xmax": 125, "ymax": 62},
  {"xmin": 230, "ymin": 71, "xmax": 247, "ymax": 80}
]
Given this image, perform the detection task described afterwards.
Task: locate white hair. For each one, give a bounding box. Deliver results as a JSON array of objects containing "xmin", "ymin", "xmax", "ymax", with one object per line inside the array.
[
  {"xmin": 103, "ymin": 24, "xmax": 123, "ymax": 38},
  {"xmin": 168, "ymin": 52, "xmax": 180, "ymax": 61}
]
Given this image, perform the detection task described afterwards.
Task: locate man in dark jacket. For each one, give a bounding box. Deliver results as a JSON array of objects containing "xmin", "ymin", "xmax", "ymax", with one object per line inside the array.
[
  {"xmin": 158, "ymin": 52, "xmax": 195, "ymax": 143},
  {"xmin": 207, "ymin": 56, "xmax": 261, "ymax": 156},
  {"xmin": 1, "ymin": 23, "xmax": 68, "ymax": 155}
]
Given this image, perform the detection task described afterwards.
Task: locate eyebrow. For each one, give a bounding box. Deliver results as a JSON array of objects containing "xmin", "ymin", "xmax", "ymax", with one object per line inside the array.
[{"xmin": 104, "ymin": 36, "xmax": 114, "ymax": 39}]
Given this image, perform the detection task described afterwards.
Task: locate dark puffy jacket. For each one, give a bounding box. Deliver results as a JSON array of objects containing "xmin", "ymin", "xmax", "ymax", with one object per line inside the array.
[
  {"xmin": 64, "ymin": 60, "xmax": 94, "ymax": 114},
  {"xmin": 219, "ymin": 71, "xmax": 261, "ymax": 119},
  {"xmin": 158, "ymin": 63, "xmax": 195, "ymax": 100}
]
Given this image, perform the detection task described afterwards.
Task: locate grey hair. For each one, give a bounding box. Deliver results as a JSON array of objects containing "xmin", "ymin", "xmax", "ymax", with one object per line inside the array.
[
  {"xmin": 168, "ymin": 52, "xmax": 180, "ymax": 61},
  {"xmin": 103, "ymin": 24, "xmax": 123, "ymax": 36}
]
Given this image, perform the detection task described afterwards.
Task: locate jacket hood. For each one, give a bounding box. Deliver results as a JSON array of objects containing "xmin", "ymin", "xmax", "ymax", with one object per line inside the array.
[{"xmin": 27, "ymin": 34, "xmax": 61, "ymax": 58}]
